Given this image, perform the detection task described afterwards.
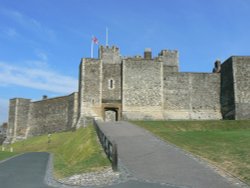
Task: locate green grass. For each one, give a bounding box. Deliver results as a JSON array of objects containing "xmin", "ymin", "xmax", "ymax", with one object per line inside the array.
[
  {"xmin": 133, "ymin": 120, "xmax": 250, "ymax": 185},
  {"xmin": 0, "ymin": 151, "xmax": 18, "ymax": 161},
  {"xmin": 0, "ymin": 126, "xmax": 110, "ymax": 178}
]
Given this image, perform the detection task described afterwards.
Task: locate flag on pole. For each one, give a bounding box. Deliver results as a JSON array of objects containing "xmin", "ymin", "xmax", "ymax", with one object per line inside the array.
[
  {"xmin": 91, "ymin": 36, "xmax": 98, "ymax": 58},
  {"xmin": 92, "ymin": 36, "xmax": 98, "ymax": 44}
]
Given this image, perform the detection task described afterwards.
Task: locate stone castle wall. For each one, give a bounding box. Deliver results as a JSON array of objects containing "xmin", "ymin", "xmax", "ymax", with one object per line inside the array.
[
  {"xmin": 6, "ymin": 46, "xmax": 250, "ymax": 143},
  {"xmin": 102, "ymin": 63, "xmax": 122, "ymax": 101},
  {"xmin": 6, "ymin": 93, "xmax": 78, "ymax": 143},
  {"xmin": 220, "ymin": 58, "xmax": 235, "ymax": 119},
  {"xmin": 78, "ymin": 58, "xmax": 102, "ymax": 121},
  {"xmin": 0, "ymin": 123, "xmax": 7, "ymax": 144},
  {"xmin": 28, "ymin": 93, "xmax": 78, "ymax": 136},
  {"xmin": 220, "ymin": 56, "xmax": 250, "ymax": 120},
  {"xmin": 7, "ymin": 98, "xmax": 31, "ymax": 142},
  {"xmin": 232, "ymin": 57, "xmax": 250, "ymax": 119},
  {"xmin": 122, "ymin": 59, "xmax": 163, "ymax": 120},
  {"xmin": 122, "ymin": 57, "xmax": 222, "ymax": 120},
  {"xmin": 163, "ymin": 72, "xmax": 222, "ymax": 119}
]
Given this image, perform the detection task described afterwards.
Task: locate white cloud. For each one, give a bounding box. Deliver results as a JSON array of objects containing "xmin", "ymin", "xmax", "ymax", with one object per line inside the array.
[
  {"xmin": 1, "ymin": 8, "xmax": 56, "ymax": 41},
  {"xmin": 0, "ymin": 61, "xmax": 78, "ymax": 94},
  {"xmin": 25, "ymin": 60, "xmax": 49, "ymax": 69},
  {"xmin": 2, "ymin": 8, "xmax": 38, "ymax": 28}
]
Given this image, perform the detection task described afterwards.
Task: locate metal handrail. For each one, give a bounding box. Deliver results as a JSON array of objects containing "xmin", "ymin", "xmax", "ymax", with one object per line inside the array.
[{"xmin": 93, "ymin": 119, "xmax": 118, "ymax": 171}]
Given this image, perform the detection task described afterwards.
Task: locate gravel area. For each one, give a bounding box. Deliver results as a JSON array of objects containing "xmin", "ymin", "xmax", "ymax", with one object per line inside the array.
[
  {"xmin": 45, "ymin": 154, "xmax": 134, "ymax": 187},
  {"xmin": 58, "ymin": 167, "xmax": 120, "ymax": 186}
]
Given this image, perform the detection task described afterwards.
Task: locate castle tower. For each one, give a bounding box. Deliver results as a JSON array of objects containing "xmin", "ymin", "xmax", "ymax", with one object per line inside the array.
[
  {"xmin": 221, "ymin": 56, "xmax": 250, "ymax": 119},
  {"xmin": 77, "ymin": 45, "xmax": 122, "ymax": 125},
  {"xmin": 158, "ymin": 49, "xmax": 179, "ymax": 72},
  {"xmin": 5, "ymin": 98, "xmax": 31, "ymax": 143},
  {"xmin": 99, "ymin": 46, "xmax": 122, "ymax": 121}
]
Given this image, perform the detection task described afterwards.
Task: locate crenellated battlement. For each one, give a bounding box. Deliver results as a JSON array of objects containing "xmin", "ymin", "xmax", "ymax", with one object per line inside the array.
[
  {"xmin": 99, "ymin": 45, "xmax": 120, "ymax": 58},
  {"xmin": 158, "ymin": 49, "xmax": 178, "ymax": 56},
  {"xmin": 157, "ymin": 49, "xmax": 179, "ymax": 69},
  {"xmin": 98, "ymin": 45, "xmax": 121, "ymax": 64}
]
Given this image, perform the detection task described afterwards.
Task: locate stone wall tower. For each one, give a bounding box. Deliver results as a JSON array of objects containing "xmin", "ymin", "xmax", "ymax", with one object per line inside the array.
[
  {"xmin": 100, "ymin": 46, "xmax": 122, "ymax": 121},
  {"xmin": 221, "ymin": 56, "xmax": 250, "ymax": 119},
  {"xmin": 77, "ymin": 45, "xmax": 122, "ymax": 125},
  {"xmin": 158, "ymin": 49, "xmax": 179, "ymax": 72},
  {"xmin": 6, "ymin": 98, "xmax": 31, "ymax": 143}
]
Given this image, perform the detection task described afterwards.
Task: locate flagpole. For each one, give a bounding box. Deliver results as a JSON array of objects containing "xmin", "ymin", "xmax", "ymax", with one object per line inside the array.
[
  {"xmin": 106, "ymin": 27, "xmax": 109, "ymax": 46},
  {"xmin": 91, "ymin": 36, "xmax": 94, "ymax": 58}
]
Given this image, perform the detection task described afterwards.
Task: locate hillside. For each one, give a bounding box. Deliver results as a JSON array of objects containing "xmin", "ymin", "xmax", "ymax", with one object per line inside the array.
[
  {"xmin": 1, "ymin": 126, "xmax": 110, "ymax": 178},
  {"xmin": 134, "ymin": 120, "xmax": 250, "ymax": 185}
]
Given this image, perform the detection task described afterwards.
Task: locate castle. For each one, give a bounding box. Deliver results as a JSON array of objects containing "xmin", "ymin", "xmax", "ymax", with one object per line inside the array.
[{"xmin": 5, "ymin": 45, "xmax": 250, "ymax": 143}]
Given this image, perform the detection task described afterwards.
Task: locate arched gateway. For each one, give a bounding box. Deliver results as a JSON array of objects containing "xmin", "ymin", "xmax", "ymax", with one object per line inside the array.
[{"xmin": 104, "ymin": 108, "xmax": 118, "ymax": 122}]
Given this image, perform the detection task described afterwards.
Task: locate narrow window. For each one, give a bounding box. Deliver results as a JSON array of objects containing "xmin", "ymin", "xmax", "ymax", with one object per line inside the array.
[
  {"xmin": 108, "ymin": 79, "xmax": 115, "ymax": 89},
  {"xmin": 110, "ymin": 80, "xmax": 113, "ymax": 89}
]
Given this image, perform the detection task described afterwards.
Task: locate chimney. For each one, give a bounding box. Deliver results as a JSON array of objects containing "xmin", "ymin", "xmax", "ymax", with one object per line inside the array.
[
  {"xmin": 212, "ymin": 60, "xmax": 221, "ymax": 73},
  {"xmin": 144, "ymin": 48, "xmax": 152, "ymax": 59}
]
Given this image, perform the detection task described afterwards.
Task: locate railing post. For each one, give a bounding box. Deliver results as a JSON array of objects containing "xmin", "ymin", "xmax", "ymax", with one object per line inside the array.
[{"xmin": 112, "ymin": 143, "xmax": 118, "ymax": 171}]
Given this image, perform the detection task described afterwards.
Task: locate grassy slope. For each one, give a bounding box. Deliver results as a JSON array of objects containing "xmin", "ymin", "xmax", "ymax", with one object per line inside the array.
[
  {"xmin": 1, "ymin": 126, "xmax": 110, "ymax": 178},
  {"xmin": 134, "ymin": 120, "xmax": 250, "ymax": 185},
  {"xmin": 0, "ymin": 151, "xmax": 18, "ymax": 161}
]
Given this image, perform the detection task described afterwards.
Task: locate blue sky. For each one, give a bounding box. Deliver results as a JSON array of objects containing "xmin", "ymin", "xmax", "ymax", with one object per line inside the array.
[{"xmin": 0, "ymin": 0, "xmax": 250, "ymax": 123}]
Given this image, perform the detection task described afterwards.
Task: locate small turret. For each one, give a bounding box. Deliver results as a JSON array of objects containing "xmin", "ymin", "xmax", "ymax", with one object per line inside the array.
[
  {"xmin": 158, "ymin": 49, "xmax": 179, "ymax": 72},
  {"xmin": 144, "ymin": 48, "xmax": 152, "ymax": 59},
  {"xmin": 98, "ymin": 45, "xmax": 121, "ymax": 64}
]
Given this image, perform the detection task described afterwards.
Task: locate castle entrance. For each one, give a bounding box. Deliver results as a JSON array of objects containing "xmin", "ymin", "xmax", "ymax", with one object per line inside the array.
[
  {"xmin": 104, "ymin": 108, "xmax": 118, "ymax": 122},
  {"xmin": 102, "ymin": 100, "xmax": 122, "ymax": 122}
]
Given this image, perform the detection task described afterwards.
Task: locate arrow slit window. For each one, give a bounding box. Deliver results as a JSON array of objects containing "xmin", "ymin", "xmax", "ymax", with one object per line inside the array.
[{"xmin": 108, "ymin": 79, "xmax": 115, "ymax": 89}]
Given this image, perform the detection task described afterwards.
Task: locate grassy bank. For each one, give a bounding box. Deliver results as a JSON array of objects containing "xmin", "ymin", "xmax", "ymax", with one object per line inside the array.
[
  {"xmin": 1, "ymin": 126, "xmax": 110, "ymax": 178},
  {"xmin": 134, "ymin": 120, "xmax": 250, "ymax": 185},
  {"xmin": 0, "ymin": 151, "xmax": 18, "ymax": 161}
]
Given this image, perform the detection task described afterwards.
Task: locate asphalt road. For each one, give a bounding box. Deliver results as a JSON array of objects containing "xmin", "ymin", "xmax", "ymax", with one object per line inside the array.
[
  {"xmin": 0, "ymin": 152, "xmax": 181, "ymax": 188},
  {"xmin": 105, "ymin": 181, "xmax": 181, "ymax": 188},
  {"xmin": 0, "ymin": 152, "xmax": 51, "ymax": 188}
]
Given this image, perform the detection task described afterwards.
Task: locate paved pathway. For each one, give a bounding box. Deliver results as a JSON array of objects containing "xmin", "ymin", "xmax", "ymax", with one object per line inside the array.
[
  {"xmin": 98, "ymin": 121, "xmax": 242, "ymax": 188},
  {"xmin": 0, "ymin": 152, "xmax": 51, "ymax": 188},
  {"xmin": 0, "ymin": 152, "xmax": 180, "ymax": 188},
  {"xmin": 0, "ymin": 124, "xmax": 246, "ymax": 188}
]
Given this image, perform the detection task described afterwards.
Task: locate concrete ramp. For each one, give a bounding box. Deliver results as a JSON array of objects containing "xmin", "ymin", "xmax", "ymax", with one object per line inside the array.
[{"xmin": 98, "ymin": 121, "xmax": 242, "ymax": 188}]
